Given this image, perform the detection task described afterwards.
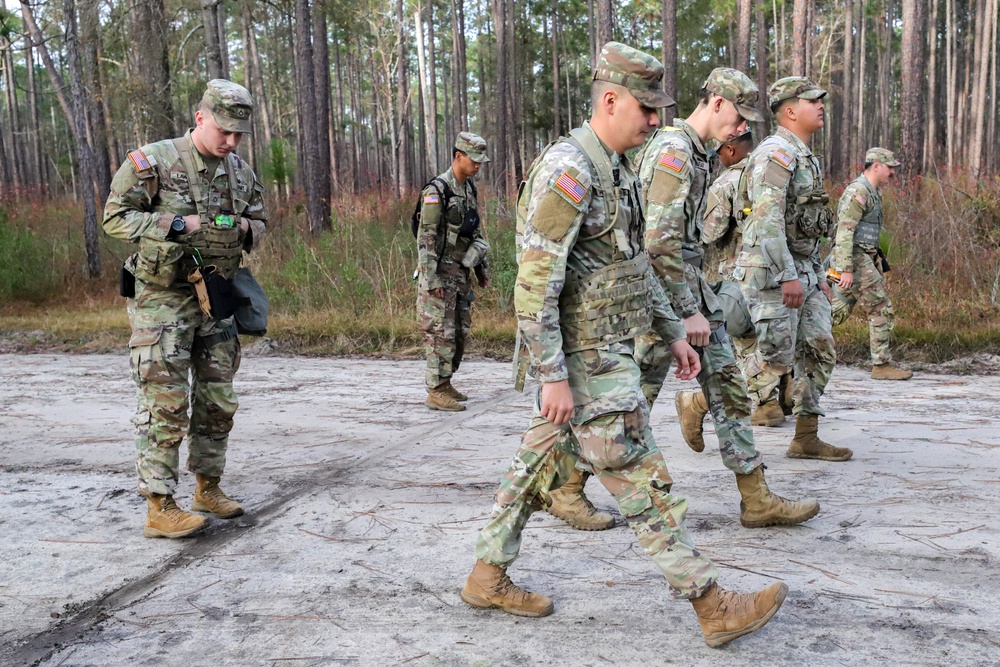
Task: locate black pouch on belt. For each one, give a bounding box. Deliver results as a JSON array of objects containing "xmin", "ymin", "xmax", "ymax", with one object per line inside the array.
[
  {"xmin": 119, "ymin": 262, "xmax": 136, "ymax": 298},
  {"xmin": 202, "ymin": 266, "xmax": 238, "ymax": 319}
]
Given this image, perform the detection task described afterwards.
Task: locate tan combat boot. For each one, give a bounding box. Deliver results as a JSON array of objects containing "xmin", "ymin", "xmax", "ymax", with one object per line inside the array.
[
  {"xmin": 871, "ymin": 364, "xmax": 913, "ymax": 381},
  {"xmin": 545, "ymin": 469, "xmax": 615, "ymax": 530},
  {"xmin": 192, "ymin": 474, "xmax": 244, "ymax": 518},
  {"xmin": 751, "ymin": 399, "xmax": 786, "ymax": 427},
  {"xmin": 440, "ymin": 378, "xmax": 469, "ymax": 401},
  {"xmin": 787, "ymin": 416, "xmax": 853, "ymax": 461},
  {"xmin": 690, "ymin": 581, "xmax": 788, "ymax": 647},
  {"xmin": 735, "ymin": 465, "xmax": 820, "ymax": 528},
  {"xmin": 426, "ymin": 384, "xmax": 466, "ymax": 412},
  {"xmin": 675, "ymin": 390, "xmax": 708, "ymax": 452},
  {"xmin": 144, "ymin": 494, "xmax": 208, "ymax": 538},
  {"xmin": 460, "ymin": 560, "xmax": 554, "ymax": 617}
]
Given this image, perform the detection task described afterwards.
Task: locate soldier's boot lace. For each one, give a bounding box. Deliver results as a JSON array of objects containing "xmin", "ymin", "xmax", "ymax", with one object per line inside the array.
[
  {"xmin": 777, "ymin": 372, "xmax": 795, "ymax": 415},
  {"xmin": 690, "ymin": 581, "xmax": 788, "ymax": 647},
  {"xmin": 675, "ymin": 390, "xmax": 708, "ymax": 452},
  {"xmin": 192, "ymin": 474, "xmax": 244, "ymax": 518},
  {"xmin": 460, "ymin": 559, "xmax": 554, "ymax": 617},
  {"xmin": 787, "ymin": 416, "xmax": 853, "ymax": 461},
  {"xmin": 144, "ymin": 494, "xmax": 208, "ymax": 539},
  {"xmin": 871, "ymin": 363, "xmax": 913, "ymax": 381},
  {"xmin": 751, "ymin": 399, "xmax": 786, "ymax": 427},
  {"xmin": 426, "ymin": 384, "xmax": 466, "ymax": 412},
  {"xmin": 440, "ymin": 378, "xmax": 469, "ymax": 402},
  {"xmin": 545, "ymin": 469, "xmax": 615, "ymax": 531},
  {"xmin": 735, "ymin": 464, "xmax": 820, "ymax": 528}
]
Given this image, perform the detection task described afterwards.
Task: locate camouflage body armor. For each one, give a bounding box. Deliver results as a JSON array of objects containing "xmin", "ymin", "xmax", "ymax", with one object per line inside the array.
[
  {"xmin": 784, "ymin": 153, "xmax": 832, "ymax": 259},
  {"xmin": 850, "ymin": 176, "xmax": 883, "ymax": 249}
]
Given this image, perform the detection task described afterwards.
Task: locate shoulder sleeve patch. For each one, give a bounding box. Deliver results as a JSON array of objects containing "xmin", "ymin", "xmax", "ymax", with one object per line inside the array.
[
  {"xmin": 770, "ymin": 148, "xmax": 794, "ymax": 169},
  {"xmin": 127, "ymin": 150, "xmax": 152, "ymax": 174},
  {"xmin": 853, "ymin": 193, "xmax": 867, "ymax": 207},
  {"xmin": 657, "ymin": 150, "xmax": 687, "ymax": 174},
  {"xmin": 531, "ymin": 168, "xmax": 587, "ymax": 241},
  {"xmin": 423, "ymin": 193, "xmax": 440, "ymax": 205},
  {"xmin": 553, "ymin": 171, "xmax": 587, "ymax": 205}
]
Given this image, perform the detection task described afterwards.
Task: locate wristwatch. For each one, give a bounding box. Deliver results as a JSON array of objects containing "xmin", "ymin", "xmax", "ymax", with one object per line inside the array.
[{"xmin": 169, "ymin": 215, "xmax": 186, "ymax": 236}]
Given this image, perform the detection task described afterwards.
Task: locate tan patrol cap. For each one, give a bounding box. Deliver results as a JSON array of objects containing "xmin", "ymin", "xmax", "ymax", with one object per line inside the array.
[
  {"xmin": 592, "ymin": 41, "xmax": 675, "ymax": 109},
  {"xmin": 202, "ymin": 79, "xmax": 254, "ymax": 134},
  {"xmin": 456, "ymin": 132, "xmax": 490, "ymax": 163},
  {"xmin": 768, "ymin": 76, "xmax": 827, "ymax": 108},
  {"xmin": 703, "ymin": 68, "xmax": 764, "ymax": 122},
  {"xmin": 865, "ymin": 147, "xmax": 901, "ymax": 167}
]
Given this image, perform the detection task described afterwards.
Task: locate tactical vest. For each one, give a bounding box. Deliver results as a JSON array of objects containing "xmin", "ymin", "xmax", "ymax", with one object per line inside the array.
[
  {"xmin": 516, "ymin": 125, "xmax": 654, "ymax": 353},
  {"xmin": 784, "ymin": 149, "xmax": 832, "ymax": 258},
  {"xmin": 718, "ymin": 164, "xmax": 752, "ymax": 277},
  {"xmin": 851, "ymin": 176, "xmax": 883, "ymax": 249},
  {"xmin": 439, "ymin": 179, "xmax": 478, "ymax": 264}
]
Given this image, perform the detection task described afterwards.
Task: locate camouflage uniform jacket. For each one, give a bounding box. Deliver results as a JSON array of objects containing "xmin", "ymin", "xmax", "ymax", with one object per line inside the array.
[
  {"xmin": 736, "ymin": 126, "xmax": 827, "ymax": 290},
  {"xmin": 831, "ymin": 175, "xmax": 881, "ymax": 273},
  {"xmin": 637, "ymin": 120, "xmax": 720, "ymax": 318},
  {"xmin": 417, "ymin": 167, "xmax": 482, "ymax": 292},
  {"xmin": 516, "ymin": 121, "xmax": 686, "ymax": 384},
  {"xmin": 701, "ymin": 158, "xmax": 749, "ymax": 281},
  {"xmin": 103, "ymin": 130, "xmax": 267, "ymax": 257}
]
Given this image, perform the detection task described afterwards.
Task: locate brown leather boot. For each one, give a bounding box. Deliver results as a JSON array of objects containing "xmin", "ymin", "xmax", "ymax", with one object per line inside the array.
[
  {"xmin": 675, "ymin": 390, "xmax": 708, "ymax": 452},
  {"xmin": 735, "ymin": 465, "xmax": 820, "ymax": 528},
  {"xmin": 871, "ymin": 363, "xmax": 913, "ymax": 381},
  {"xmin": 787, "ymin": 416, "xmax": 853, "ymax": 461},
  {"xmin": 545, "ymin": 469, "xmax": 615, "ymax": 530},
  {"xmin": 460, "ymin": 560, "xmax": 554, "ymax": 617},
  {"xmin": 192, "ymin": 474, "xmax": 244, "ymax": 518},
  {"xmin": 690, "ymin": 581, "xmax": 788, "ymax": 647},
  {"xmin": 426, "ymin": 384, "xmax": 466, "ymax": 412},
  {"xmin": 144, "ymin": 494, "xmax": 208, "ymax": 538},
  {"xmin": 440, "ymin": 378, "xmax": 469, "ymax": 401},
  {"xmin": 751, "ymin": 399, "xmax": 785, "ymax": 427}
]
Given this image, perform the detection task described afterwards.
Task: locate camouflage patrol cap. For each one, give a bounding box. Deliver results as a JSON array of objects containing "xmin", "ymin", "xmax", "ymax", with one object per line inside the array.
[
  {"xmin": 202, "ymin": 79, "xmax": 254, "ymax": 134},
  {"xmin": 593, "ymin": 41, "xmax": 675, "ymax": 109},
  {"xmin": 865, "ymin": 147, "xmax": 901, "ymax": 167},
  {"xmin": 703, "ymin": 68, "xmax": 764, "ymax": 122},
  {"xmin": 768, "ymin": 76, "xmax": 827, "ymax": 108},
  {"xmin": 456, "ymin": 132, "xmax": 490, "ymax": 163}
]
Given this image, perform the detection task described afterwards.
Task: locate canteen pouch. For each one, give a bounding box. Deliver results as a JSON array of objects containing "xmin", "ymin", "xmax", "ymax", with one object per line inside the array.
[
  {"xmin": 233, "ymin": 267, "xmax": 269, "ymax": 336},
  {"xmin": 119, "ymin": 260, "xmax": 136, "ymax": 298},
  {"xmin": 188, "ymin": 266, "xmax": 237, "ymax": 319}
]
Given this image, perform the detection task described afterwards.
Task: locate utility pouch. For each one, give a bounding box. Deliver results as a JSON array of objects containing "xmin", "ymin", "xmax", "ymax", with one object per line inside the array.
[
  {"xmin": 232, "ymin": 267, "xmax": 269, "ymax": 336},
  {"xmin": 458, "ymin": 208, "xmax": 481, "ymax": 238},
  {"xmin": 119, "ymin": 261, "xmax": 136, "ymax": 298},
  {"xmin": 188, "ymin": 266, "xmax": 237, "ymax": 319}
]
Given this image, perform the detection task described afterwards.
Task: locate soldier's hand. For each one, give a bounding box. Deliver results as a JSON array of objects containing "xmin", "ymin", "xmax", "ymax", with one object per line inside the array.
[
  {"xmin": 541, "ymin": 380, "xmax": 574, "ymax": 425},
  {"xmin": 668, "ymin": 339, "xmax": 702, "ymax": 381},
  {"xmin": 429, "ymin": 287, "xmax": 445, "ymax": 299},
  {"xmin": 182, "ymin": 214, "xmax": 201, "ymax": 234},
  {"xmin": 837, "ymin": 271, "xmax": 854, "ymax": 289},
  {"xmin": 781, "ymin": 278, "xmax": 805, "ymax": 308},
  {"xmin": 683, "ymin": 312, "xmax": 711, "ymax": 347},
  {"xmin": 819, "ymin": 280, "xmax": 832, "ymax": 301}
]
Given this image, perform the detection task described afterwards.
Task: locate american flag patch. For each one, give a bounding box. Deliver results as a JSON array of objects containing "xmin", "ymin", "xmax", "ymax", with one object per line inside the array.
[
  {"xmin": 854, "ymin": 194, "xmax": 867, "ymax": 206},
  {"xmin": 423, "ymin": 193, "xmax": 440, "ymax": 205},
  {"xmin": 659, "ymin": 152, "xmax": 685, "ymax": 172},
  {"xmin": 772, "ymin": 149, "xmax": 793, "ymax": 168},
  {"xmin": 554, "ymin": 172, "xmax": 586, "ymax": 204},
  {"xmin": 127, "ymin": 150, "xmax": 151, "ymax": 172}
]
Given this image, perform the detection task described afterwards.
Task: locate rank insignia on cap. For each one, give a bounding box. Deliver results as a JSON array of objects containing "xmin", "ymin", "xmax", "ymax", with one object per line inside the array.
[
  {"xmin": 423, "ymin": 193, "xmax": 440, "ymax": 205},
  {"xmin": 771, "ymin": 149, "xmax": 793, "ymax": 168},
  {"xmin": 854, "ymin": 194, "xmax": 867, "ymax": 206},
  {"xmin": 128, "ymin": 150, "xmax": 151, "ymax": 173},
  {"xmin": 554, "ymin": 172, "xmax": 586, "ymax": 204},
  {"xmin": 659, "ymin": 152, "xmax": 685, "ymax": 173}
]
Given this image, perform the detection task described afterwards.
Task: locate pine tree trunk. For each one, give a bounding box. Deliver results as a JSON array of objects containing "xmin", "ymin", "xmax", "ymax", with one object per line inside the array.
[
  {"xmin": 80, "ymin": 0, "xmax": 111, "ymax": 202},
  {"xmin": 901, "ymin": 0, "xmax": 926, "ymax": 173},
  {"xmin": 842, "ymin": 0, "xmax": 854, "ymax": 174},
  {"xmin": 312, "ymin": 0, "xmax": 331, "ymax": 218},
  {"xmin": 415, "ymin": 5, "xmax": 438, "ymax": 176},
  {"xmin": 754, "ymin": 4, "xmax": 769, "ymax": 142},
  {"xmin": 201, "ymin": 0, "xmax": 225, "ymax": 80},
  {"xmin": 126, "ymin": 0, "xmax": 174, "ymax": 141},
  {"xmin": 25, "ymin": 44, "xmax": 44, "ymax": 188},
  {"xmin": 1, "ymin": 43, "xmax": 25, "ymax": 192},
  {"xmin": 596, "ymin": 0, "xmax": 613, "ymax": 48},
  {"xmin": 550, "ymin": 8, "xmax": 561, "ymax": 137},
  {"xmin": 792, "ymin": 0, "xmax": 807, "ymax": 76},
  {"xmin": 294, "ymin": 0, "xmax": 324, "ymax": 234},
  {"xmin": 397, "ymin": 0, "xmax": 411, "ymax": 196},
  {"xmin": 926, "ymin": 0, "xmax": 940, "ymax": 171},
  {"xmin": 737, "ymin": 0, "xmax": 752, "ymax": 73},
  {"xmin": 662, "ymin": 0, "xmax": 677, "ymax": 125}
]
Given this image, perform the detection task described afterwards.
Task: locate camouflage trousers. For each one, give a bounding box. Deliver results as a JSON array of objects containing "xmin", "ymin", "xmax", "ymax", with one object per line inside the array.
[
  {"xmin": 713, "ymin": 280, "xmax": 778, "ymax": 407},
  {"xmin": 474, "ymin": 349, "xmax": 718, "ymax": 599},
  {"xmin": 418, "ymin": 280, "xmax": 472, "ymax": 389},
  {"xmin": 635, "ymin": 324, "xmax": 763, "ymax": 475},
  {"xmin": 740, "ymin": 269, "xmax": 836, "ymax": 417},
  {"xmin": 127, "ymin": 280, "xmax": 241, "ymax": 497},
  {"xmin": 831, "ymin": 250, "xmax": 895, "ymax": 365}
]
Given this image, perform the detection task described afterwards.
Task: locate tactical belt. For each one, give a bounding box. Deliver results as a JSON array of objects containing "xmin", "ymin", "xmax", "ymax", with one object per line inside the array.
[{"xmin": 198, "ymin": 323, "xmax": 238, "ymax": 348}]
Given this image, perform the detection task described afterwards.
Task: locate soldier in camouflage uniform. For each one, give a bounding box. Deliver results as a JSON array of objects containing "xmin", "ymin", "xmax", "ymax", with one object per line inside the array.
[
  {"xmin": 830, "ymin": 148, "xmax": 912, "ymax": 381},
  {"xmin": 701, "ymin": 129, "xmax": 795, "ymax": 428},
  {"xmin": 734, "ymin": 77, "xmax": 852, "ymax": 462},
  {"xmin": 103, "ymin": 80, "xmax": 267, "ymax": 538},
  {"xmin": 462, "ymin": 43, "xmax": 788, "ymax": 648},
  {"xmin": 635, "ymin": 69, "xmax": 818, "ymax": 529},
  {"xmin": 417, "ymin": 133, "xmax": 491, "ymax": 412}
]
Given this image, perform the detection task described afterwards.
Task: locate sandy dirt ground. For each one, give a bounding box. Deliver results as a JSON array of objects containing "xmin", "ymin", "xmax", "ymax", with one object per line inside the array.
[{"xmin": 0, "ymin": 352, "xmax": 997, "ymax": 667}]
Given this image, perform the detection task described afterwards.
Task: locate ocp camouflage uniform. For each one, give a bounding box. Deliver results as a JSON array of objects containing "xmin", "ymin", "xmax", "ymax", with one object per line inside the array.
[
  {"xmin": 416, "ymin": 167, "xmax": 484, "ymax": 389},
  {"xmin": 735, "ymin": 127, "xmax": 835, "ymax": 416},
  {"xmin": 103, "ymin": 131, "xmax": 267, "ymax": 497},
  {"xmin": 830, "ymin": 175, "xmax": 895, "ymax": 365},
  {"xmin": 635, "ymin": 119, "xmax": 762, "ymax": 475},
  {"xmin": 475, "ymin": 120, "xmax": 718, "ymax": 599}
]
